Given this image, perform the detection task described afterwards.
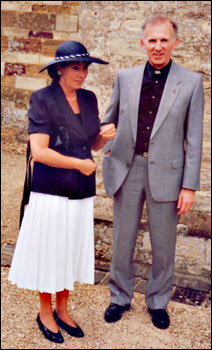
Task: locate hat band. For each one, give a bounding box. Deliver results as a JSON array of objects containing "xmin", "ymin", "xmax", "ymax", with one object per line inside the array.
[{"xmin": 54, "ymin": 53, "xmax": 90, "ymax": 61}]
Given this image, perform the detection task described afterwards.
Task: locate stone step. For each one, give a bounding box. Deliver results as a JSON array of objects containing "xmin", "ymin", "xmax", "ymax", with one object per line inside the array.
[
  {"xmin": 94, "ymin": 191, "xmax": 211, "ymax": 238},
  {"xmin": 2, "ymin": 226, "xmax": 211, "ymax": 294},
  {"xmin": 94, "ymin": 221, "xmax": 211, "ymax": 293}
]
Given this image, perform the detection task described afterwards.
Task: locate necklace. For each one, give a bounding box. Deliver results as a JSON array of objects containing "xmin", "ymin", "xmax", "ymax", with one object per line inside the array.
[{"xmin": 66, "ymin": 94, "xmax": 77, "ymax": 101}]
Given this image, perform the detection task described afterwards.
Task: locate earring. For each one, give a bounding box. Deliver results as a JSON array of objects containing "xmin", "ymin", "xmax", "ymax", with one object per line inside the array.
[{"xmin": 57, "ymin": 71, "xmax": 62, "ymax": 76}]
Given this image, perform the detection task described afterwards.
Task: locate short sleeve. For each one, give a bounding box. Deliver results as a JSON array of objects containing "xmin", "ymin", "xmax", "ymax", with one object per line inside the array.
[{"xmin": 28, "ymin": 91, "xmax": 51, "ymax": 135}]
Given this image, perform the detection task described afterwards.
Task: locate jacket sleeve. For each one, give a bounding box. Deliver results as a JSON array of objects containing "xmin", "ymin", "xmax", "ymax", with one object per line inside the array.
[
  {"xmin": 28, "ymin": 90, "xmax": 51, "ymax": 136},
  {"xmin": 101, "ymin": 72, "xmax": 120, "ymax": 153},
  {"xmin": 182, "ymin": 74, "xmax": 204, "ymax": 190}
]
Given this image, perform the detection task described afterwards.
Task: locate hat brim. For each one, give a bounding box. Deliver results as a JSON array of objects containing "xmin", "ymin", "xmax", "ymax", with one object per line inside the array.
[{"xmin": 39, "ymin": 56, "xmax": 109, "ymax": 73}]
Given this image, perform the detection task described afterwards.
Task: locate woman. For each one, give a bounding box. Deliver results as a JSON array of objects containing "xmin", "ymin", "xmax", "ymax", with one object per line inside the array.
[{"xmin": 8, "ymin": 41, "xmax": 116, "ymax": 344}]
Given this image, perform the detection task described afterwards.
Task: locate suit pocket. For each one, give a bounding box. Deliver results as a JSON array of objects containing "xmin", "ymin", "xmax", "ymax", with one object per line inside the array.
[{"xmin": 171, "ymin": 157, "xmax": 184, "ymax": 168}]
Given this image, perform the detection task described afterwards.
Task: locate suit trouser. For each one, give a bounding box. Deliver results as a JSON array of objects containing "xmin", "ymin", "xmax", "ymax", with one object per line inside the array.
[{"xmin": 109, "ymin": 154, "xmax": 179, "ymax": 309}]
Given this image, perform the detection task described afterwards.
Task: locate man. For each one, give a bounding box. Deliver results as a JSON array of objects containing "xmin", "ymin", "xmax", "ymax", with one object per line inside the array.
[{"xmin": 101, "ymin": 14, "xmax": 204, "ymax": 329}]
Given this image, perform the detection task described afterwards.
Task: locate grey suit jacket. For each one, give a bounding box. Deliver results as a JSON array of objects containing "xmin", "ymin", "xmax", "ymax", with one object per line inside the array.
[{"xmin": 101, "ymin": 61, "xmax": 204, "ymax": 201}]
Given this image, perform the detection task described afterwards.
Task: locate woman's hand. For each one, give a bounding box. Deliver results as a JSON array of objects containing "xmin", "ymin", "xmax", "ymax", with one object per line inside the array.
[
  {"xmin": 30, "ymin": 133, "xmax": 97, "ymax": 174},
  {"xmin": 77, "ymin": 159, "xmax": 97, "ymax": 176}
]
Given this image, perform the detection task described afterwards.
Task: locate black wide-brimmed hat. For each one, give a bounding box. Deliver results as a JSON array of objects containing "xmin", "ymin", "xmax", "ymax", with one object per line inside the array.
[{"xmin": 39, "ymin": 41, "xmax": 109, "ymax": 73}]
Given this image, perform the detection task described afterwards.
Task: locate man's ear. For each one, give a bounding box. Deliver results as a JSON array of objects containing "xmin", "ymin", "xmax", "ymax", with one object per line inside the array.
[
  {"xmin": 140, "ymin": 38, "xmax": 145, "ymax": 48},
  {"xmin": 173, "ymin": 37, "xmax": 179, "ymax": 49}
]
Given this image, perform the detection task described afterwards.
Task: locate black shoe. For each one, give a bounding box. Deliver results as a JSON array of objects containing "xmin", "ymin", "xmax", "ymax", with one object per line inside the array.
[
  {"xmin": 104, "ymin": 303, "xmax": 131, "ymax": 323},
  {"xmin": 148, "ymin": 308, "xmax": 170, "ymax": 329},
  {"xmin": 36, "ymin": 313, "xmax": 64, "ymax": 343},
  {"xmin": 53, "ymin": 310, "xmax": 84, "ymax": 338}
]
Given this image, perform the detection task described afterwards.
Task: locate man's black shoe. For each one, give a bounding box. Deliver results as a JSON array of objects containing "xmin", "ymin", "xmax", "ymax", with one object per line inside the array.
[
  {"xmin": 148, "ymin": 308, "xmax": 170, "ymax": 329},
  {"xmin": 104, "ymin": 303, "xmax": 131, "ymax": 323}
]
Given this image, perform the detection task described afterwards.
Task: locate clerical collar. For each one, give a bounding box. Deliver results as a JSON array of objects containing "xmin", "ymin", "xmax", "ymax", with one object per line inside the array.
[{"xmin": 147, "ymin": 60, "xmax": 172, "ymax": 79}]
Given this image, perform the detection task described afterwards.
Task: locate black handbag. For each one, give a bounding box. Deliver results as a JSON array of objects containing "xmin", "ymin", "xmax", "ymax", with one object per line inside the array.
[{"xmin": 19, "ymin": 140, "xmax": 33, "ymax": 228}]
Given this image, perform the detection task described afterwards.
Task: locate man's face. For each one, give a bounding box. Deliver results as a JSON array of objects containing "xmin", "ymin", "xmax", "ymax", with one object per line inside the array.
[{"xmin": 140, "ymin": 20, "xmax": 178, "ymax": 69}]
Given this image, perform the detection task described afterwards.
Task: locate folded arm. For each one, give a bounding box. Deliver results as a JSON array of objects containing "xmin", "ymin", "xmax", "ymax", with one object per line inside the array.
[{"xmin": 30, "ymin": 133, "xmax": 97, "ymax": 176}]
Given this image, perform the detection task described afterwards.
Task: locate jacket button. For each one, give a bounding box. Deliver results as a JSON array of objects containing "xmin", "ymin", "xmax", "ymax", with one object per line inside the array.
[
  {"xmin": 127, "ymin": 163, "xmax": 130, "ymax": 167},
  {"xmin": 83, "ymin": 146, "xmax": 87, "ymax": 150}
]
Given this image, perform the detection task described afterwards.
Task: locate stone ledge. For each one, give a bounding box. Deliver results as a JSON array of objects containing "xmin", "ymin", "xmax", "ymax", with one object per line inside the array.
[
  {"xmin": 2, "ymin": 230, "xmax": 211, "ymax": 294},
  {"xmin": 94, "ymin": 193, "xmax": 211, "ymax": 239}
]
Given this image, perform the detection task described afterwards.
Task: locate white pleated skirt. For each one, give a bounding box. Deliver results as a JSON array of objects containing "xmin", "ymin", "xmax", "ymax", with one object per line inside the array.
[{"xmin": 8, "ymin": 192, "xmax": 94, "ymax": 293}]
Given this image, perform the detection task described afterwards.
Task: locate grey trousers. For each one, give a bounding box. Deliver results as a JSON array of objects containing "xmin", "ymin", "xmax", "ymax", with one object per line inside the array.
[{"xmin": 109, "ymin": 154, "xmax": 179, "ymax": 309}]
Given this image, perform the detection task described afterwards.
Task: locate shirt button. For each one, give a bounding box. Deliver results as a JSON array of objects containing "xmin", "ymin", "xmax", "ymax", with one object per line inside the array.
[
  {"xmin": 149, "ymin": 111, "xmax": 152, "ymax": 114},
  {"xmin": 152, "ymin": 96, "xmax": 155, "ymax": 99},
  {"xmin": 147, "ymin": 127, "xmax": 150, "ymax": 130},
  {"xmin": 155, "ymin": 81, "xmax": 158, "ymax": 84}
]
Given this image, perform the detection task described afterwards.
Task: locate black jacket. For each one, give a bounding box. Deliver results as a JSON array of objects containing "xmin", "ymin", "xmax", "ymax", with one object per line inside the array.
[{"xmin": 28, "ymin": 80, "xmax": 100, "ymax": 199}]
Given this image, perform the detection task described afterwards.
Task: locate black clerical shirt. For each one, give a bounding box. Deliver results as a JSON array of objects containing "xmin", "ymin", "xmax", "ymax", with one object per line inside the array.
[{"xmin": 135, "ymin": 60, "xmax": 172, "ymax": 154}]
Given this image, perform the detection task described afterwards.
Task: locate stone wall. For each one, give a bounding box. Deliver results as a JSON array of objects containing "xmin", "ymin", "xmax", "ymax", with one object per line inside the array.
[
  {"xmin": 80, "ymin": 1, "xmax": 211, "ymax": 118},
  {"xmin": 1, "ymin": 1, "xmax": 211, "ymax": 183},
  {"xmin": 1, "ymin": 1, "xmax": 211, "ymax": 122},
  {"xmin": 1, "ymin": 1, "xmax": 81, "ymax": 127}
]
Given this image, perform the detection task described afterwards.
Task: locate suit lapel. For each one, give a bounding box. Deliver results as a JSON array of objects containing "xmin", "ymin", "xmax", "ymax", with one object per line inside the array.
[
  {"xmin": 77, "ymin": 89, "xmax": 92, "ymax": 135},
  {"xmin": 128, "ymin": 65, "xmax": 145, "ymax": 143},
  {"xmin": 50, "ymin": 82, "xmax": 88, "ymax": 140},
  {"xmin": 150, "ymin": 62, "xmax": 181, "ymax": 140}
]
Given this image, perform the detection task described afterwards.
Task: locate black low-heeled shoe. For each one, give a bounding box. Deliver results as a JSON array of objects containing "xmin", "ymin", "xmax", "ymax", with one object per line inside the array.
[
  {"xmin": 36, "ymin": 313, "xmax": 64, "ymax": 343},
  {"xmin": 104, "ymin": 303, "xmax": 131, "ymax": 323},
  {"xmin": 148, "ymin": 308, "xmax": 170, "ymax": 329},
  {"xmin": 53, "ymin": 310, "xmax": 84, "ymax": 338}
]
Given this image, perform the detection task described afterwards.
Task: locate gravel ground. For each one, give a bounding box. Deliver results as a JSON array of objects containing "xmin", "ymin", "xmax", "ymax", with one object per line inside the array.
[
  {"xmin": 1, "ymin": 142, "xmax": 211, "ymax": 349},
  {"xmin": 1, "ymin": 267, "xmax": 211, "ymax": 349}
]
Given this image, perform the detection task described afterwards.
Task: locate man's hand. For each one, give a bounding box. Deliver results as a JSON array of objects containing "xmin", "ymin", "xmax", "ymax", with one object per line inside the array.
[{"xmin": 177, "ymin": 188, "xmax": 195, "ymax": 215}]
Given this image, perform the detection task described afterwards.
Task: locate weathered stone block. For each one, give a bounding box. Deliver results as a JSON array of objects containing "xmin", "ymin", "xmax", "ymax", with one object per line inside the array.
[
  {"xmin": 1, "ymin": 1, "xmax": 32, "ymax": 12},
  {"xmin": 134, "ymin": 279, "xmax": 147, "ymax": 294},
  {"xmin": 17, "ymin": 53, "xmax": 40, "ymax": 65},
  {"xmin": 28, "ymin": 31, "xmax": 53, "ymax": 39},
  {"xmin": 17, "ymin": 12, "xmax": 56, "ymax": 31},
  {"xmin": 53, "ymin": 32, "xmax": 80, "ymax": 41},
  {"xmin": 1, "ymin": 87, "xmax": 31, "ymax": 105},
  {"xmin": 63, "ymin": 1, "xmax": 80, "ymax": 5},
  {"xmin": 1, "ymin": 10, "xmax": 17, "ymax": 27},
  {"xmin": 1, "ymin": 76, "xmax": 16, "ymax": 88},
  {"xmin": 42, "ymin": 1, "xmax": 63, "ymax": 5},
  {"xmin": 15, "ymin": 76, "xmax": 47, "ymax": 91},
  {"xmin": 94, "ymin": 270, "xmax": 107, "ymax": 284},
  {"xmin": 1, "ymin": 51, "xmax": 19, "ymax": 64},
  {"xmin": 32, "ymin": 4, "xmax": 72, "ymax": 14},
  {"xmin": 173, "ymin": 274, "xmax": 211, "ymax": 292},
  {"xmin": 1, "ymin": 244, "xmax": 15, "ymax": 267},
  {"xmin": 8, "ymin": 37, "xmax": 42, "ymax": 54},
  {"xmin": 4, "ymin": 63, "xmax": 26, "ymax": 76},
  {"xmin": 42, "ymin": 39, "xmax": 63, "ymax": 56},
  {"xmin": 56, "ymin": 14, "xmax": 78, "ymax": 32},
  {"xmin": 2, "ymin": 107, "xmax": 28, "ymax": 127},
  {"xmin": 1, "ymin": 35, "xmax": 8, "ymax": 52},
  {"xmin": 39, "ymin": 55, "xmax": 54, "ymax": 65},
  {"xmin": 25, "ymin": 64, "xmax": 47, "ymax": 78}
]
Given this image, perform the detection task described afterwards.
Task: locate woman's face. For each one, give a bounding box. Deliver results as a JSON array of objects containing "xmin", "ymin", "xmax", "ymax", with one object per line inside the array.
[{"xmin": 59, "ymin": 62, "xmax": 89, "ymax": 91}]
